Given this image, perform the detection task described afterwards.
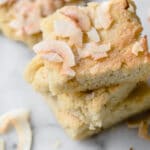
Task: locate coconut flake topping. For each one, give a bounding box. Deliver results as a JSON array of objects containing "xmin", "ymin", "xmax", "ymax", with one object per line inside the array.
[
  {"xmin": 78, "ymin": 43, "xmax": 111, "ymax": 60},
  {"xmin": 132, "ymin": 37, "xmax": 147, "ymax": 56},
  {"xmin": 60, "ymin": 6, "xmax": 91, "ymax": 32},
  {"xmin": 33, "ymin": 40, "xmax": 76, "ymax": 76},
  {"xmin": 94, "ymin": 1, "xmax": 113, "ymax": 29},
  {"xmin": 54, "ymin": 18, "xmax": 83, "ymax": 47},
  {"xmin": 87, "ymin": 28, "xmax": 100, "ymax": 43}
]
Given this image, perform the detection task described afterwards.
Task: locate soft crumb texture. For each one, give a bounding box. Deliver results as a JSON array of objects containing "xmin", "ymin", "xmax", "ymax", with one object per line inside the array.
[
  {"xmin": 24, "ymin": 59, "xmax": 139, "ymax": 139},
  {"xmin": 128, "ymin": 111, "xmax": 150, "ymax": 140},
  {"xmin": 44, "ymin": 83, "xmax": 150, "ymax": 139},
  {"xmin": 31, "ymin": 0, "xmax": 150, "ymax": 95},
  {"xmin": 0, "ymin": 0, "xmax": 82, "ymax": 47}
]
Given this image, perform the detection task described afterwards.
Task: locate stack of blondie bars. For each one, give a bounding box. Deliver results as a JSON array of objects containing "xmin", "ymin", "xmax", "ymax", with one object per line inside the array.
[{"xmin": 25, "ymin": 0, "xmax": 150, "ymax": 139}]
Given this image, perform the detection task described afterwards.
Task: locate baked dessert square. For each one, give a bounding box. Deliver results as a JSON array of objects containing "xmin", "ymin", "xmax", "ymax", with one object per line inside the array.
[
  {"xmin": 32, "ymin": 0, "xmax": 150, "ymax": 95},
  {"xmin": 45, "ymin": 82, "xmax": 150, "ymax": 139},
  {"xmin": 0, "ymin": 0, "xmax": 82, "ymax": 47},
  {"xmin": 25, "ymin": 63, "xmax": 150, "ymax": 139},
  {"xmin": 24, "ymin": 60, "xmax": 140, "ymax": 139}
]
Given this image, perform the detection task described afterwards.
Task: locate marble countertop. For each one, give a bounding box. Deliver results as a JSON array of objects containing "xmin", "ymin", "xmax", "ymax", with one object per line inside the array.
[{"xmin": 0, "ymin": 0, "xmax": 150, "ymax": 150}]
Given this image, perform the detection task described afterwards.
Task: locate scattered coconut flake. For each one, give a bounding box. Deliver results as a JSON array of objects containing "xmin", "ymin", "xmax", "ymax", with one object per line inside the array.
[
  {"xmin": 0, "ymin": 109, "xmax": 32, "ymax": 150},
  {"xmin": 78, "ymin": 43, "xmax": 111, "ymax": 60},
  {"xmin": 42, "ymin": 53, "xmax": 63, "ymax": 63},
  {"xmin": 54, "ymin": 18, "xmax": 83, "ymax": 47},
  {"xmin": 33, "ymin": 40, "xmax": 76, "ymax": 76},
  {"xmin": 94, "ymin": 1, "xmax": 113, "ymax": 29},
  {"xmin": 60, "ymin": 6, "xmax": 91, "ymax": 32},
  {"xmin": 87, "ymin": 28, "xmax": 100, "ymax": 42},
  {"xmin": 132, "ymin": 38, "xmax": 145, "ymax": 56},
  {"xmin": 0, "ymin": 139, "xmax": 4, "ymax": 150},
  {"xmin": 9, "ymin": 0, "xmax": 41, "ymax": 35}
]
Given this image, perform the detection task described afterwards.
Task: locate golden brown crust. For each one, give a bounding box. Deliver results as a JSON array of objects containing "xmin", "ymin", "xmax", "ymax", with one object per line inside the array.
[{"xmin": 31, "ymin": 0, "xmax": 150, "ymax": 95}]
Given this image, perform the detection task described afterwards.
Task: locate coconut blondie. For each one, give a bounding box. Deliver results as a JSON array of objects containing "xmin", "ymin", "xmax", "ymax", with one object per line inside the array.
[
  {"xmin": 25, "ymin": 59, "xmax": 139, "ymax": 139},
  {"xmin": 0, "ymin": 0, "xmax": 82, "ymax": 47},
  {"xmin": 30, "ymin": 0, "xmax": 150, "ymax": 95},
  {"xmin": 45, "ymin": 83, "xmax": 150, "ymax": 139},
  {"xmin": 25, "ymin": 63, "xmax": 150, "ymax": 139}
]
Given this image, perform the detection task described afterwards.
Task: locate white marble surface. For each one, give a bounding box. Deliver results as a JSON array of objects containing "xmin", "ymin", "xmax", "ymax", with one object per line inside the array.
[{"xmin": 0, "ymin": 0, "xmax": 150, "ymax": 150}]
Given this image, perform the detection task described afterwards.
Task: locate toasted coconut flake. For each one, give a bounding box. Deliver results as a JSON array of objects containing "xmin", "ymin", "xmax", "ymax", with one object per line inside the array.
[
  {"xmin": 132, "ymin": 37, "xmax": 146, "ymax": 56},
  {"xmin": 9, "ymin": 0, "xmax": 42, "ymax": 35},
  {"xmin": 42, "ymin": 53, "xmax": 63, "ymax": 63},
  {"xmin": 0, "ymin": 109, "xmax": 32, "ymax": 150},
  {"xmin": 0, "ymin": 139, "xmax": 4, "ymax": 150},
  {"xmin": 94, "ymin": 1, "xmax": 113, "ymax": 29},
  {"xmin": 60, "ymin": 6, "xmax": 91, "ymax": 32},
  {"xmin": 36, "ymin": 0, "xmax": 64, "ymax": 16},
  {"xmin": 54, "ymin": 18, "xmax": 83, "ymax": 47},
  {"xmin": 33, "ymin": 40, "xmax": 76, "ymax": 76},
  {"xmin": 78, "ymin": 43, "xmax": 111, "ymax": 60},
  {"xmin": 87, "ymin": 28, "xmax": 100, "ymax": 42}
]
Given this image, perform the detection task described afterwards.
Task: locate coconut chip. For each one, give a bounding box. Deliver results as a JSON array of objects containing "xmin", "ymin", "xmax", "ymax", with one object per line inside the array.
[
  {"xmin": 33, "ymin": 40, "xmax": 76, "ymax": 77},
  {"xmin": 0, "ymin": 109, "xmax": 32, "ymax": 150},
  {"xmin": 54, "ymin": 17, "xmax": 83, "ymax": 47},
  {"xmin": 94, "ymin": 1, "xmax": 113, "ymax": 29}
]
